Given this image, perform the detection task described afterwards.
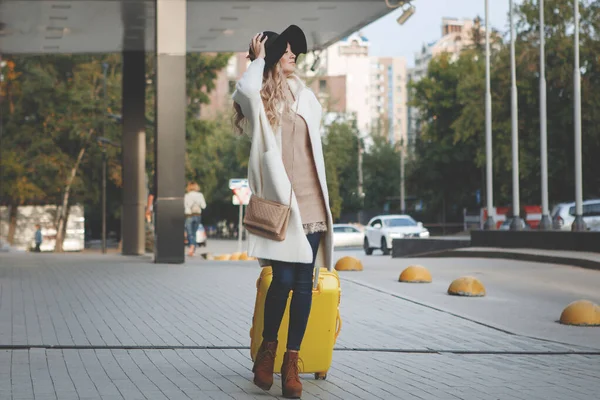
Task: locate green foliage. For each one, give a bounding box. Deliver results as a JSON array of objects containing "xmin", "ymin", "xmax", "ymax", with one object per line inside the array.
[
  {"xmin": 322, "ymin": 119, "xmax": 361, "ymax": 219},
  {"xmin": 1, "ymin": 54, "xmax": 122, "ymax": 209},
  {"xmin": 408, "ymin": 0, "xmax": 600, "ymax": 221},
  {"xmin": 1, "ymin": 51, "xmax": 233, "ymax": 236},
  {"xmin": 362, "ymin": 136, "xmax": 402, "ymax": 211}
]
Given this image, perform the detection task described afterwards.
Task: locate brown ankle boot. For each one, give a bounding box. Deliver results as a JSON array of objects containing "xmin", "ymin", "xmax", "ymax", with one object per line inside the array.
[
  {"xmin": 252, "ymin": 340, "xmax": 277, "ymax": 390},
  {"xmin": 281, "ymin": 351, "xmax": 303, "ymax": 399}
]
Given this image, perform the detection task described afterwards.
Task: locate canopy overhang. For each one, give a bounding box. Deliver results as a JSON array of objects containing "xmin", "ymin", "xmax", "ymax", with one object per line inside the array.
[{"xmin": 1, "ymin": 0, "xmax": 396, "ymax": 54}]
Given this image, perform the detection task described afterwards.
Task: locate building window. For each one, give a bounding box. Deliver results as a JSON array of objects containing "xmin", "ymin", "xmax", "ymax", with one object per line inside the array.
[{"xmin": 319, "ymin": 79, "xmax": 327, "ymax": 92}]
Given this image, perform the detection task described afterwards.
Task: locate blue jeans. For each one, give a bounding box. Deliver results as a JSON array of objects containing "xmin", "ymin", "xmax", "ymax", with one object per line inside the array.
[
  {"xmin": 263, "ymin": 232, "xmax": 322, "ymax": 351},
  {"xmin": 185, "ymin": 215, "xmax": 201, "ymax": 249}
]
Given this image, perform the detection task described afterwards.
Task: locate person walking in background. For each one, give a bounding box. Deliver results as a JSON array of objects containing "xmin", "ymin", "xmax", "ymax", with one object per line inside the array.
[
  {"xmin": 34, "ymin": 224, "xmax": 42, "ymax": 252},
  {"xmin": 184, "ymin": 182, "xmax": 206, "ymax": 257}
]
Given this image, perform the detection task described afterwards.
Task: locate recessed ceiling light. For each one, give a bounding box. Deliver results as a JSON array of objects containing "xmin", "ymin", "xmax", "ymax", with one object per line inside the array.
[
  {"xmin": 51, "ymin": 4, "xmax": 71, "ymax": 9},
  {"xmin": 232, "ymin": 5, "xmax": 250, "ymax": 10},
  {"xmin": 221, "ymin": 17, "xmax": 238, "ymax": 21},
  {"xmin": 197, "ymin": 36, "xmax": 217, "ymax": 41},
  {"xmin": 223, "ymin": 29, "xmax": 234, "ymax": 36},
  {"xmin": 318, "ymin": 6, "xmax": 337, "ymax": 10},
  {"xmin": 302, "ymin": 17, "xmax": 319, "ymax": 22},
  {"xmin": 209, "ymin": 28, "xmax": 226, "ymax": 32},
  {"xmin": 45, "ymin": 36, "xmax": 62, "ymax": 40},
  {"xmin": 49, "ymin": 16, "xmax": 68, "ymax": 21}
]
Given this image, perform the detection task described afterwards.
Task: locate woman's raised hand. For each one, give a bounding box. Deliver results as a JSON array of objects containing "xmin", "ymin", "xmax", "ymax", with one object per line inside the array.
[{"xmin": 251, "ymin": 33, "xmax": 267, "ymax": 60}]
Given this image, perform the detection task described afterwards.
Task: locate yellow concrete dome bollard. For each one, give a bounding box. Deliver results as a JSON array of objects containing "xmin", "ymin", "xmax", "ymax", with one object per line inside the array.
[
  {"xmin": 229, "ymin": 252, "xmax": 242, "ymax": 261},
  {"xmin": 559, "ymin": 300, "xmax": 600, "ymax": 326},
  {"xmin": 238, "ymin": 252, "xmax": 257, "ymax": 261},
  {"xmin": 447, "ymin": 276, "xmax": 486, "ymax": 297},
  {"xmin": 399, "ymin": 265, "xmax": 432, "ymax": 283},
  {"xmin": 214, "ymin": 254, "xmax": 231, "ymax": 261},
  {"xmin": 335, "ymin": 256, "xmax": 363, "ymax": 271}
]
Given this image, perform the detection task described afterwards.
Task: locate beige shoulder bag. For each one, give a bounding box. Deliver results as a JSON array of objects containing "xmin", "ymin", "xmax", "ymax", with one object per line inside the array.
[{"xmin": 243, "ymin": 91, "xmax": 300, "ymax": 242}]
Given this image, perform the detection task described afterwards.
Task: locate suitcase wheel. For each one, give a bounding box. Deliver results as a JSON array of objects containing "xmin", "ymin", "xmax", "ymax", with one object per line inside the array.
[{"xmin": 315, "ymin": 372, "xmax": 327, "ymax": 380}]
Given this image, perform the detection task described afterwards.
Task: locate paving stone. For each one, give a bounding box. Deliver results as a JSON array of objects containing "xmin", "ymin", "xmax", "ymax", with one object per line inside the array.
[{"xmin": 0, "ymin": 253, "xmax": 598, "ymax": 399}]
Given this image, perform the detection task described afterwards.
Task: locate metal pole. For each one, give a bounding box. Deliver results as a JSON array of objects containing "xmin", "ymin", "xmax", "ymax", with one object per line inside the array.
[
  {"xmin": 484, "ymin": 0, "xmax": 495, "ymax": 230},
  {"xmin": 102, "ymin": 150, "xmax": 107, "ymax": 254},
  {"xmin": 358, "ymin": 139, "xmax": 364, "ymax": 222},
  {"xmin": 358, "ymin": 141, "xmax": 364, "ymax": 198},
  {"xmin": 238, "ymin": 203, "xmax": 243, "ymax": 253},
  {"xmin": 538, "ymin": 0, "xmax": 552, "ymax": 230},
  {"xmin": 572, "ymin": 0, "xmax": 585, "ymax": 231},
  {"xmin": 508, "ymin": 0, "xmax": 522, "ymax": 231},
  {"xmin": 0, "ymin": 55, "xmax": 4, "ymax": 244},
  {"xmin": 102, "ymin": 62, "xmax": 108, "ymax": 253},
  {"xmin": 400, "ymin": 143, "xmax": 406, "ymax": 214}
]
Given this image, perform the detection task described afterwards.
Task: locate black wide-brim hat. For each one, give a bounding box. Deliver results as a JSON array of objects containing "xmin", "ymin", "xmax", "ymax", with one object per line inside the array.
[{"xmin": 259, "ymin": 25, "xmax": 308, "ymax": 68}]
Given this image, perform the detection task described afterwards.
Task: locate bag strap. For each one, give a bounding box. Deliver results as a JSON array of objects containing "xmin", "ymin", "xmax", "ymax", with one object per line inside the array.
[{"xmin": 287, "ymin": 88, "xmax": 301, "ymax": 208}]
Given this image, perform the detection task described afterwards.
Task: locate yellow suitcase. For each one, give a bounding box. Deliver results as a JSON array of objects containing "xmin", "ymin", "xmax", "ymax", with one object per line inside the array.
[{"xmin": 250, "ymin": 266, "xmax": 342, "ymax": 380}]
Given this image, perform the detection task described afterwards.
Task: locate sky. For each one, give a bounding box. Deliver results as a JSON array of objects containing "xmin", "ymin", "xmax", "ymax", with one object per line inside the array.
[{"xmin": 361, "ymin": 0, "xmax": 511, "ymax": 66}]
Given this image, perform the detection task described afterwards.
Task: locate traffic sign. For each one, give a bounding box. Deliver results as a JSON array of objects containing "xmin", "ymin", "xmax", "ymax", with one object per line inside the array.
[{"xmin": 229, "ymin": 178, "xmax": 248, "ymax": 190}]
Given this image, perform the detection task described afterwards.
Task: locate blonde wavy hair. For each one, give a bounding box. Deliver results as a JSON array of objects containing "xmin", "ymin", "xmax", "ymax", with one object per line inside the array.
[
  {"xmin": 186, "ymin": 181, "xmax": 200, "ymax": 192},
  {"xmin": 233, "ymin": 48, "xmax": 291, "ymax": 134}
]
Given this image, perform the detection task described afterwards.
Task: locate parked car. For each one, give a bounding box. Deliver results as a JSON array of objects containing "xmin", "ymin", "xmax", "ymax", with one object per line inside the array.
[
  {"xmin": 332, "ymin": 224, "xmax": 364, "ymax": 248},
  {"xmin": 364, "ymin": 215, "xmax": 429, "ymax": 256},
  {"xmin": 184, "ymin": 224, "xmax": 207, "ymax": 247},
  {"xmin": 552, "ymin": 199, "xmax": 600, "ymax": 231}
]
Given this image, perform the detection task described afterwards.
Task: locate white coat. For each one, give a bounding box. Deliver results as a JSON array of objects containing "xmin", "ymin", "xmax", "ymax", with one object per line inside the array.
[{"xmin": 232, "ymin": 58, "xmax": 334, "ymax": 271}]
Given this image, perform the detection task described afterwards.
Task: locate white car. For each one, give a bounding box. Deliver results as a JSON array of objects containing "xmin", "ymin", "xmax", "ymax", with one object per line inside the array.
[
  {"xmin": 332, "ymin": 224, "xmax": 364, "ymax": 248},
  {"xmin": 364, "ymin": 215, "xmax": 429, "ymax": 255},
  {"xmin": 552, "ymin": 199, "xmax": 600, "ymax": 231}
]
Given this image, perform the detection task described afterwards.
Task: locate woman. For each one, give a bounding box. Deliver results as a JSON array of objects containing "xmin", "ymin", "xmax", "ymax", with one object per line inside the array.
[
  {"xmin": 183, "ymin": 181, "xmax": 206, "ymax": 256},
  {"xmin": 232, "ymin": 25, "xmax": 334, "ymax": 399}
]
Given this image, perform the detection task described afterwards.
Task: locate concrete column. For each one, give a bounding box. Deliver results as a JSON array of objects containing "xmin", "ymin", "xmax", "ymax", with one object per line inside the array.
[
  {"xmin": 154, "ymin": 0, "xmax": 186, "ymax": 263},
  {"xmin": 121, "ymin": 1, "xmax": 147, "ymax": 255}
]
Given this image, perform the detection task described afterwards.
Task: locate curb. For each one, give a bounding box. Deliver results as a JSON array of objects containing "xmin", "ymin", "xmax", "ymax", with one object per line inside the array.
[{"xmin": 421, "ymin": 249, "xmax": 600, "ymax": 271}]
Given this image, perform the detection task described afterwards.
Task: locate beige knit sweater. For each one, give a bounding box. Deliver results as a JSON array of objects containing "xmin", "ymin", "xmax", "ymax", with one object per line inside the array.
[{"xmin": 280, "ymin": 88, "xmax": 328, "ymax": 234}]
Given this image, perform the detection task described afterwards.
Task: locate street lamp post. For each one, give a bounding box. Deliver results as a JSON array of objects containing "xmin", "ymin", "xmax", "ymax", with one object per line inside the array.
[
  {"xmin": 483, "ymin": 0, "xmax": 495, "ymax": 230},
  {"xmin": 572, "ymin": 0, "xmax": 586, "ymax": 231},
  {"xmin": 400, "ymin": 141, "xmax": 406, "ymax": 214},
  {"xmin": 357, "ymin": 137, "xmax": 364, "ymax": 223},
  {"xmin": 102, "ymin": 148, "xmax": 107, "ymax": 254},
  {"xmin": 538, "ymin": 0, "xmax": 552, "ymax": 230},
  {"xmin": 102, "ymin": 62, "xmax": 109, "ymax": 253},
  {"xmin": 509, "ymin": 0, "xmax": 522, "ymax": 231}
]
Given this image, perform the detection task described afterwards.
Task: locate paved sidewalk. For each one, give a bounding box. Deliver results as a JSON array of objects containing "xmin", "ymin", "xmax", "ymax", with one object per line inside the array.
[{"xmin": 0, "ymin": 252, "xmax": 599, "ymax": 399}]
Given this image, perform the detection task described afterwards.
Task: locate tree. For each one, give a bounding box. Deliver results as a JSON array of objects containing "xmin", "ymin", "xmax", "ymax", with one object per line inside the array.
[
  {"xmin": 362, "ymin": 136, "xmax": 402, "ymax": 211},
  {"xmin": 408, "ymin": 0, "xmax": 600, "ymax": 222},
  {"xmin": 1, "ymin": 51, "xmax": 231, "ymax": 248},
  {"xmin": 1, "ymin": 54, "xmax": 122, "ymax": 248},
  {"xmin": 408, "ymin": 53, "xmax": 483, "ymax": 221},
  {"xmin": 322, "ymin": 118, "xmax": 360, "ymax": 220}
]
